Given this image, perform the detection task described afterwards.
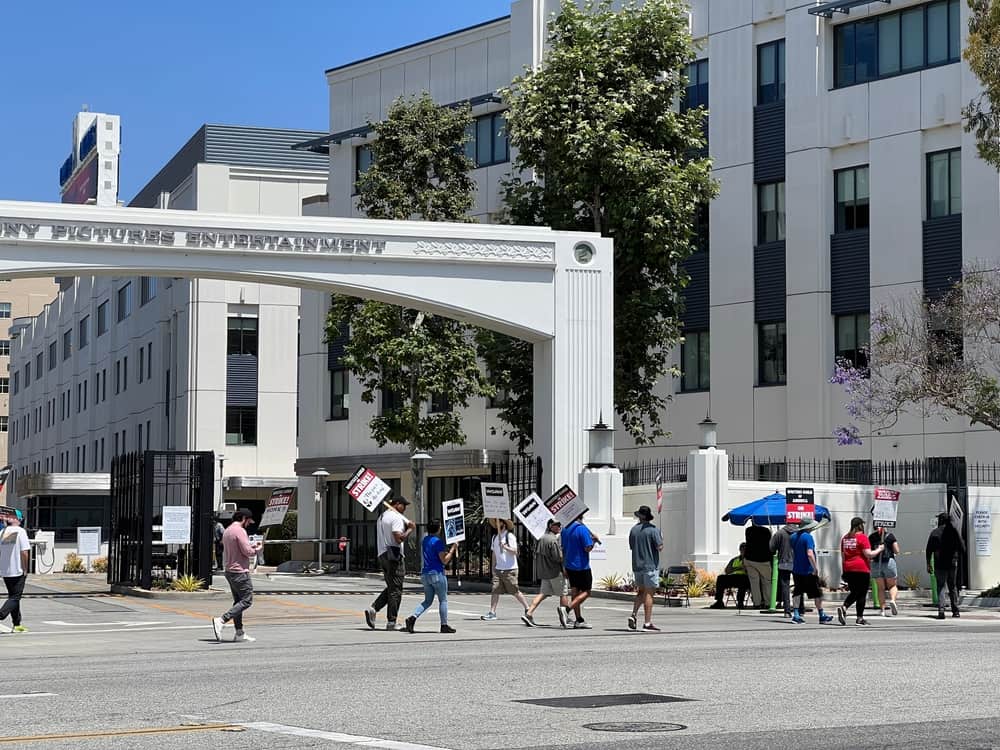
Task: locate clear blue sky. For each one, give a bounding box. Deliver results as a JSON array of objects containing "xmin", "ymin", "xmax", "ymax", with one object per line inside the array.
[{"xmin": 0, "ymin": 1, "xmax": 513, "ymax": 204}]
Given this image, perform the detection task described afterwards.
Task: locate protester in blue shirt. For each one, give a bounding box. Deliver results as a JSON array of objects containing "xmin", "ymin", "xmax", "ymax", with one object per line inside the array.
[
  {"xmin": 790, "ymin": 519, "xmax": 833, "ymax": 625},
  {"xmin": 404, "ymin": 521, "xmax": 458, "ymax": 634},
  {"xmin": 561, "ymin": 513, "xmax": 601, "ymax": 629}
]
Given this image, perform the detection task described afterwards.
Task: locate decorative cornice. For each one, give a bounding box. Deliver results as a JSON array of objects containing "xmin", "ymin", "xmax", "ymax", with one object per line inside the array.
[{"xmin": 414, "ymin": 240, "xmax": 554, "ymax": 263}]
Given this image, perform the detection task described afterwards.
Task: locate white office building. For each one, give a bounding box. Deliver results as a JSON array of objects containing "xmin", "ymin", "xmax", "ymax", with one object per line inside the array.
[
  {"xmin": 8, "ymin": 124, "xmax": 327, "ymax": 565},
  {"xmin": 291, "ymin": 0, "xmax": 1000, "ymax": 519}
]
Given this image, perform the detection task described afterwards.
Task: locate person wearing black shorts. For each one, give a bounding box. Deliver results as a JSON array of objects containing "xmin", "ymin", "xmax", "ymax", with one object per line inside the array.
[
  {"xmin": 560, "ymin": 514, "xmax": 600, "ymax": 629},
  {"xmin": 790, "ymin": 519, "xmax": 834, "ymax": 625}
]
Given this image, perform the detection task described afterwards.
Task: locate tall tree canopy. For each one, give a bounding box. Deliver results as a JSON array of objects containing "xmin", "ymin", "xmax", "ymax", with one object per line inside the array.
[{"xmin": 964, "ymin": 0, "xmax": 1000, "ymax": 169}]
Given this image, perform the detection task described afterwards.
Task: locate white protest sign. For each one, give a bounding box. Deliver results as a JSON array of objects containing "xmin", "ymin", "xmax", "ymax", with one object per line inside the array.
[
  {"xmin": 544, "ymin": 485, "xmax": 587, "ymax": 527},
  {"xmin": 77, "ymin": 526, "xmax": 101, "ymax": 556},
  {"xmin": 589, "ymin": 540, "xmax": 607, "ymax": 561},
  {"xmin": 442, "ymin": 499, "xmax": 466, "ymax": 544},
  {"xmin": 480, "ymin": 482, "xmax": 511, "ymax": 519},
  {"xmin": 949, "ymin": 495, "xmax": 965, "ymax": 533},
  {"xmin": 873, "ymin": 487, "xmax": 901, "ymax": 528},
  {"xmin": 162, "ymin": 506, "xmax": 192, "ymax": 544},
  {"xmin": 260, "ymin": 487, "xmax": 295, "ymax": 527},
  {"xmin": 513, "ymin": 492, "xmax": 554, "ymax": 540},
  {"xmin": 974, "ymin": 507, "xmax": 992, "ymax": 557},
  {"xmin": 346, "ymin": 465, "xmax": 392, "ymax": 512}
]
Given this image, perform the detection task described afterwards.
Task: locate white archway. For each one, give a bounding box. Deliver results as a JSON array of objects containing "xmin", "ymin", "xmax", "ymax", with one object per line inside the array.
[{"xmin": 0, "ymin": 200, "xmax": 614, "ymax": 497}]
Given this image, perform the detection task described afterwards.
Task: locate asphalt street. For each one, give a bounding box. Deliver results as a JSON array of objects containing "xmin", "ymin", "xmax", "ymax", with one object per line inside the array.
[{"xmin": 1, "ymin": 573, "xmax": 999, "ymax": 749}]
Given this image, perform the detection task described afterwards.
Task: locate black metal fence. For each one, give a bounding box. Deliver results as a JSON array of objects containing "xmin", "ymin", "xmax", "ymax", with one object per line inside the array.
[{"xmin": 620, "ymin": 456, "xmax": 687, "ymax": 486}]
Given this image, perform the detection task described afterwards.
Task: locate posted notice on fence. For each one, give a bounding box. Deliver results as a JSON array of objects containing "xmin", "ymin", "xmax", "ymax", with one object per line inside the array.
[
  {"xmin": 77, "ymin": 526, "xmax": 101, "ymax": 556},
  {"xmin": 480, "ymin": 482, "xmax": 511, "ymax": 519},
  {"xmin": 162, "ymin": 506, "xmax": 192, "ymax": 545},
  {"xmin": 513, "ymin": 492, "xmax": 555, "ymax": 540},
  {"xmin": 347, "ymin": 465, "xmax": 392, "ymax": 512},
  {"xmin": 974, "ymin": 507, "xmax": 992, "ymax": 557},
  {"xmin": 873, "ymin": 487, "xmax": 901, "ymax": 528},
  {"xmin": 545, "ymin": 485, "xmax": 587, "ymax": 527},
  {"xmin": 260, "ymin": 487, "xmax": 295, "ymax": 528},
  {"xmin": 785, "ymin": 486, "xmax": 815, "ymax": 524},
  {"xmin": 443, "ymin": 499, "xmax": 466, "ymax": 544}
]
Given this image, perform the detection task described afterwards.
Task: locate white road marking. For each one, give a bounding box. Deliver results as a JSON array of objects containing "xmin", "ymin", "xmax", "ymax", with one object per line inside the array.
[
  {"xmin": 0, "ymin": 693, "xmax": 58, "ymax": 699},
  {"xmin": 27, "ymin": 625, "xmax": 207, "ymax": 635},
  {"xmin": 241, "ymin": 721, "xmax": 453, "ymax": 749},
  {"xmin": 43, "ymin": 621, "xmax": 168, "ymax": 627}
]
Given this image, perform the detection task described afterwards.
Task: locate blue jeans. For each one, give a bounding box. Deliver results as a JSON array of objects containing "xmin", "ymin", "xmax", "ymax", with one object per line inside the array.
[{"xmin": 412, "ymin": 571, "xmax": 449, "ymax": 624}]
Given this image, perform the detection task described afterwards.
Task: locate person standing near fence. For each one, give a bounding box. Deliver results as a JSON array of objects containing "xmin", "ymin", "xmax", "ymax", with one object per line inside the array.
[
  {"xmin": 522, "ymin": 518, "xmax": 571, "ymax": 628},
  {"xmin": 481, "ymin": 519, "xmax": 531, "ymax": 621},
  {"xmin": 365, "ymin": 497, "xmax": 416, "ymax": 631},
  {"xmin": 744, "ymin": 523, "xmax": 773, "ymax": 610},
  {"xmin": 770, "ymin": 519, "xmax": 798, "ymax": 617},
  {"xmin": 837, "ymin": 517, "xmax": 883, "ymax": 626},
  {"xmin": 926, "ymin": 513, "xmax": 965, "ymax": 620},
  {"xmin": 869, "ymin": 526, "xmax": 900, "ymax": 616},
  {"xmin": 791, "ymin": 519, "xmax": 834, "ymax": 625},
  {"xmin": 561, "ymin": 512, "xmax": 601, "ymax": 629},
  {"xmin": 404, "ymin": 521, "xmax": 458, "ymax": 634},
  {"xmin": 628, "ymin": 505, "xmax": 664, "ymax": 632},
  {"xmin": 212, "ymin": 508, "xmax": 261, "ymax": 643},
  {"xmin": 0, "ymin": 511, "xmax": 30, "ymax": 634}
]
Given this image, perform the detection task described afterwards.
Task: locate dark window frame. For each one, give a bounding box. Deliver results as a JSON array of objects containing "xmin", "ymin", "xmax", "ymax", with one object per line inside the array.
[
  {"xmin": 96, "ymin": 300, "xmax": 109, "ymax": 335},
  {"xmin": 465, "ymin": 111, "xmax": 509, "ymax": 168},
  {"xmin": 79, "ymin": 316, "xmax": 89, "ymax": 349},
  {"xmin": 757, "ymin": 181, "xmax": 786, "ymax": 244},
  {"xmin": 227, "ymin": 317, "xmax": 259, "ymax": 357},
  {"xmin": 680, "ymin": 330, "xmax": 711, "ymax": 392},
  {"xmin": 757, "ymin": 321, "xmax": 787, "ymax": 385},
  {"xmin": 927, "ymin": 148, "xmax": 961, "ymax": 218},
  {"xmin": 429, "ymin": 392, "xmax": 452, "ymax": 414},
  {"xmin": 835, "ymin": 312, "xmax": 871, "ymax": 370},
  {"xmin": 834, "ymin": 165, "xmax": 871, "ymax": 233},
  {"xmin": 329, "ymin": 367, "xmax": 349, "ymax": 421},
  {"xmin": 354, "ymin": 144, "xmax": 374, "ymax": 195},
  {"xmin": 140, "ymin": 276, "xmax": 157, "ymax": 306},
  {"xmin": 757, "ymin": 40, "xmax": 786, "ymax": 105},
  {"xmin": 116, "ymin": 282, "xmax": 132, "ymax": 322},
  {"xmin": 225, "ymin": 406, "xmax": 258, "ymax": 446},
  {"xmin": 682, "ymin": 59, "xmax": 710, "ymax": 112}
]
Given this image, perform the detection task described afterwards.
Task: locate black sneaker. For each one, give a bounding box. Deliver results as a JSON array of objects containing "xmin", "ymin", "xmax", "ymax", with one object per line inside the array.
[
  {"xmin": 936, "ymin": 611, "xmax": 947, "ymax": 620},
  {"xmin": 627, "ymin": 614, "xmax": 637, "ymax": 630},
  {"xmin": 364, "ymin": 608, "xmax": 376, "ymax": 630},
  {"xmin": 404, "ymin": 615, "xmax": 416, "ymax": 633},
  {"xmin": 953, "ymin": 611, "xmax": 961, "ymax": 618},
  {"xmin": 836, "ymin": 606, "xmax": 847, "ymax": 626},
  {"xmin": 440, "ymin": 624, "xmax": 456, "ymax": 634},
  {"xmin": 641, "ymin": 623, "xmax": 660, "ymax": 632},
  {"xmin": 855, "ymin": 618, "xmax": 869, "ymax": 626},
  {"xmin": 520, "ymin": 613, "xmax": 537, "ymax": 627}
]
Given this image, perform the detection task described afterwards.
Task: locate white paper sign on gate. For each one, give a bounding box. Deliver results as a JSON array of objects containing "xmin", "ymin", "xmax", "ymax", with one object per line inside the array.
[
  {"xmin": 872, "ymin": 487, "xmax": 901, "ymax": 528},
  {"xmin": 346, "ymin": 465, "xmax": 392, "ymax": 512},
  {"xmin": 480, "ymin": 482, "xmax": 511, "ymax": 519},
  {"xmin": 162, "ymin": 506, "xmax": 192, "ymax": 544},
  {"xmin": 544, "ymin": 485, "xmax": 587, "ymax": 527},
  {"xmin": 442, "ymin": 499, "xmax": 466, "ymax": 545},
  {"xmin": 513, "ymin": 492, "xmax": 554, "ymax": 540},
  {"xmin": 77, "ymin": 526, "xmax": 101, "ymax": 556}
]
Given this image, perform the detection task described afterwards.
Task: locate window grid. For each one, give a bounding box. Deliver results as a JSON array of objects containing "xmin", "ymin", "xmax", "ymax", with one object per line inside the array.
[
  {"xmin": 116, "ymin": 282, "xmax": 132, "ymax": 322},
  {"xmin": 834, "ymin": 165, "xmax": 871, "ymax": 233},
  {"xmin": 757, "ymin": 182, "xmax": 786, "ymax": 244},
  {"xmin": 758, "ymin": 321, "xmax": 787, "ymax": 385},
  {"xmin": 329, "ymin": 367, "xmax": 349, "ymax": 421},
  {"xmin": 680, "ymin": 331, "xmax": 711, "ymax": 392},
  {"xmin": 927, "ymin": 148, "xmax": 961, "ymax": 218},
  {"xmin": 682, "ymin": 60, "xmax": 709, "ymax": 112},
  {"xmin": 835, "ymin": 312, "xmax": 871, "ymax": 370},
  {"xmin": 464, "ymin": 112, "xmax": 509, "ymax": 168},
  {"xmin": 757, "ymin": 40, "xmax": 786, "ymax": 105}
]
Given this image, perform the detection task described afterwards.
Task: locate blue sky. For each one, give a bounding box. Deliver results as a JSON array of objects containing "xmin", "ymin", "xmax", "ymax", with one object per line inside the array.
[{"xmin": 0, "ymin": 1, "xmax": 513, "ymax": 204}]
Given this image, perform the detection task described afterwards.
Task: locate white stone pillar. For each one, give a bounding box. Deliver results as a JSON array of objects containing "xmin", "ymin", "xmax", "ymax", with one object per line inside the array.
[{"xmin": 686, "ymin": 447, "xmax": 730, "ymax": 571}]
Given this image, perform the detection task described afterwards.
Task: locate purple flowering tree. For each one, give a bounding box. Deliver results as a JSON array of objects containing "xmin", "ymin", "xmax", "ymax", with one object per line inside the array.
[{"xmin": 831, "ymin": 266, "xmax": 1000, "ymax": 445}]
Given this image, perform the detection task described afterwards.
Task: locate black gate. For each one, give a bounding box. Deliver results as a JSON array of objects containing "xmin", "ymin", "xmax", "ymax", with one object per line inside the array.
[
  {"xmin": 109, "ymin": 451, "xmax": 215, "ymax": 590},
  {"xmin": 928, "ymin": 456, "xmax": 969, "ymax": 589},
  {"xmin": 490, "ymin": 456, "xmax": 543, "ymax": 585}
]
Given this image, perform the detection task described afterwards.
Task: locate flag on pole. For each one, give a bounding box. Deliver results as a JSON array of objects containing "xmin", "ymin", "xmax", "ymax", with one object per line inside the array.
[{"xmin": 655, "ymin": 471, "xmax": 663, "ymax": 514}]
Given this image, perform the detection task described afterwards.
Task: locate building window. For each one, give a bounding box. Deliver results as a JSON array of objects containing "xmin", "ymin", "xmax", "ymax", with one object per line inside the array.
[
  {"xmin": 62, "ymin": 329, "xmax": 72, "ymax": 360},
  {"xmin": 140, "ymin": 276, "xmax": 157, "ymax": 306},
  {"xmin": 0, "ymin": 377, "xmax": 8, "ymax": 394},
  {"xmin": 117, "ymin": 283, "xmax": 132, "ymax": 322},
  {"xmin": 927, "ymin": 148, "xmax": 961, "ymax": 218},
  {"xmin": 97, "ymin": 300, "xmax": 109, "ymax": 335},
  {"xmin": 354, "ymin": 144, "xmax": 374, "ymax": 193},
  {"xmin": 0, "ymin": 302, "xmax": 10, "ymax": 319},
  {"xmin": 757, "ymin": 40, "xmax": 785, "ymax": 105},
  {"xmin": 834, "ymin": 165, "xmax": 870, "ymax": 233},
  {"xmin": 835, "ymin": 0, "xmax": 961, "ymax": 88},
  {"xmin": 227, "ymin": 317, "xmax": 258, "ymax": 356},
  {"xmin": 79, "ymin": 316, "xmax": 89, "ymax": 348},
  {"xmin": 465, "ymin": 112, "xmax": 509, "ymax": 168},
  {"xmin": 757, "ymin": 182, "xmax": 785, "ymax": 244},
  {"xmin": 757, "ymin": 461, "xmax": 788, "ymax": 482},
  {"xmin": 0, "ymin": 340, "xmax": 8, "ymax": 357},
  {"xmin": 11, "ymin": 372, "xmax": 17, "ymax": 394},
  {"xmin": 692, "ymin": 202, "xmax": 709, "ymax": 254},
  {"xmin": 123, "ymin": 356, "xmax": 128, "ymax": 391},
  {"xmin": 758, "ymin": 321, "xmax": 787, "ymax": 385},
  {"xmin": 429, "ymin": 393, "xmax": 452, "ymax": 413},
  {"xmin": 380, "ymin": 387, "xmax": 403, "ymax": 416},
  {"xmin": 48, "ymin": 341, "xmax": 57, "ymax": 370},
  {"xmin": 115, "ymin": 360, "xmax": 121, "ymax": 394},
  {"xmin": 835, "ymin": 459, "xmax": 873, "ymax": 484},
  {"xmin": 146, "ymin": 343, "xmax": 152, "ymax": 380},
  {"xmin": 139, "ymin": 347, "xmax": 144, "ymax": 383},
  {"xmin": 835, "ymin": 313, "xmax": 871, "ymax": 370},
  {"xmin": 329, "ymin": 368, "xmax": 349, "ymax": 420},
  {"xmin": 23, "ymin": 364, "xmax": 30, "ymax": 388},
  {"xmin": 680, "ymin": 330, "xmax": 710, "ymax": 392},
  {"xmin": 226, "ymin": 406, "xmax": 257, "ymax": 445},
  {"xmin": 682, "ymin": 59, "xmax": 709, "ymax": 112}
]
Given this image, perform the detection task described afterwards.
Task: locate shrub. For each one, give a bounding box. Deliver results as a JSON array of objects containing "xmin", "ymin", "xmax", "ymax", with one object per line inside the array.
[
  {"xmin": 62, "ymin": 553, "xmax": 86, "ymax": 573},
  {"xmin": 902, "ymin": 571, "xmax": 923, "ymax": 590},
  {"xmin": 598, "ymin": 573, "xmax": 624, "ymax": 590},
  {"xmin": 171, "ymin": 574, "xmax": 205, "ymax": 592},
  {"xmin": 91, "ymin": 556, "xmax": 108, "ymax": 573}
]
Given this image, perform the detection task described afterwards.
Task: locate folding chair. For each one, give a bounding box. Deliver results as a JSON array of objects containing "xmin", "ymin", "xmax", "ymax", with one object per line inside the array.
[{"xmin": 662, "ymin": 564, "xmax": 691, "ymax": 608}]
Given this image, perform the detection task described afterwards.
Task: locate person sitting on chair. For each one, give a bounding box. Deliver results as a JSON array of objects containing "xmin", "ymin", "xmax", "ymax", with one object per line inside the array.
[{"xmin": 710, "ymin": 543, "xmax": 750, "ymax": 609}]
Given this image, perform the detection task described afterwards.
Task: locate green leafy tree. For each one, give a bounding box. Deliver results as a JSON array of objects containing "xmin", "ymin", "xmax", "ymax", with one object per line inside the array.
[
  {"xmin": 964, "ymin": 0, "xmax": 1000, "ymax": 169},
  {"xmin": 475, "ymin": 329, "xmax": 533, "ymax": 454},
  {"xmin": 324, "ymin": 94, "xmax": 493, "ymax": 520},
  {"xmin": 498, "ymin": 0, "xmax": 718, "ymax": 443}
]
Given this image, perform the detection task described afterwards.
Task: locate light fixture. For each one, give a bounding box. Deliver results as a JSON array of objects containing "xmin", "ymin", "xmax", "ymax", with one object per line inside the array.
[{"xmin": 698, "ymin": 415, "xmax": 718, "ymax": 449}]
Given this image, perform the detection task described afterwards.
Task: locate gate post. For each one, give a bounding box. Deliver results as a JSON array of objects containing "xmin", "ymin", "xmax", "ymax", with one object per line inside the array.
[{"xmin": 140, "ymin": 453, "xmax": 154, "ymax": 590}]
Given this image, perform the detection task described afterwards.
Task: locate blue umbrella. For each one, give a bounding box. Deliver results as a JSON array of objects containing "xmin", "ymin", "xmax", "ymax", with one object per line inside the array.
[{"xmin": 722, "ymin": 492, "xmax": 832, "ymax": 526}]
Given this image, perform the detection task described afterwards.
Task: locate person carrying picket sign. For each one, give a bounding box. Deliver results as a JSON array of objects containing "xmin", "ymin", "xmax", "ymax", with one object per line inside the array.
[{"xmin": 481, "ymin": 519, "xmax": 531, "ymax": 621}]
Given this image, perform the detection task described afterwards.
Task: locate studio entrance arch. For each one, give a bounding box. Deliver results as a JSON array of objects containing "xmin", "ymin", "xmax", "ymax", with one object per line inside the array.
[{"xmin": 0, "ymin": 200, "xmax": 613, "ymax": 499}]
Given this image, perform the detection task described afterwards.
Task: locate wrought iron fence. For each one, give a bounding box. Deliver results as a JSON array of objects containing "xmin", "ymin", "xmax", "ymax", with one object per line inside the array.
[{"xmin": 620, "ymin": 456, "xmax": 688, "ymax": 487}]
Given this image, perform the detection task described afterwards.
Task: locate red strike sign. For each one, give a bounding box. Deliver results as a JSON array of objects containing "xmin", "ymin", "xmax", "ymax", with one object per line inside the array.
[{"xmin": 785, "ymin": 503, "xmax": 816, "ymax": 524}]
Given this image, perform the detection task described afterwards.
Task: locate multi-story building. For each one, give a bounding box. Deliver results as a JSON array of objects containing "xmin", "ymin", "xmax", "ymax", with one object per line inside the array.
[
  {"xmin": 8, "ymin": 124, "xmax": 327, "ymax": 565},
  {"xmin": 294, "ymin": 0, "xmax": 1000, "ymax": 530}
]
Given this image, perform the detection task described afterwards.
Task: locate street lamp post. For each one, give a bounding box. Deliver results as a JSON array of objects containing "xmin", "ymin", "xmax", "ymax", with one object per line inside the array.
[
  {"xmin": 410, "ymin": 452, "xmax": 432, "ymax": 527},
  {"xmin": 312, "ymin": 469, "xmax": 330, "ymax": 572},
  {"xmin": 217, "ymin": 453, "xmax": 225, "ymax": 512}
]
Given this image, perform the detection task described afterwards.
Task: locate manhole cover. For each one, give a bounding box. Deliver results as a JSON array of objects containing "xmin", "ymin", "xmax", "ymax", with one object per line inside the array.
[
  {"xmin": 584, "ymin": 722, "xmax": 686, "ymax": 733},
  {"xmin": 516, "ymin": 693, "xmax": 692, "ymax": 709}
]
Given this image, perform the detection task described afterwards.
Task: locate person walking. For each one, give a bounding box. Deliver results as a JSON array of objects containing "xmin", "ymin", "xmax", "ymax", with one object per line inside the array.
[
  {"xmin": 926, "ymin": 512, "xmax": 965, "ymax": 620},
  {"xmin": 770, "ymin": 519, "xmax": 798, "ymax": 617},
  {"xmin": 869, "ymin": 526, "xmax": 900, "ymax": 616},
  {"xmin": 0, "ymin": 512, "xmax": 31, "ymax": 634},
  {"xmin": 836, "ymin": 517, "xmax": 883, "ymax": 626},
  {"xmin": 365, "ymin": 497, "xmax": 415, "ymax": 631},
  {"xmin": 744, "ymin": 523, "xmax": 773, "ymax": 610},
  {"xmin": 481, "ymin": 519, "xmax": 531, "ymax": 621},
  {"xmin": 561, "ymin": 512, "xmax": 601, "ymax": 629},
  {"xmin": 522, "ymin": 518, "xmax": 571, "ymax": 628},
  {"xmin": 404, "ymin": 521, "xmax": 458, "ymax": 634},
  {"xmin": 212, "ymin": 508, "xmax": 261, "ymax": 643},
  {"xmin": 213, "ymin": 516, "xmax": 225, "ymax": 572},
  {"xmin": 709, "ymin": 543, "xmax": 750, "ymax": 610},
  {"xmin": 790, "ymin": 519, "xmax": 834, "ymax": 624},
  {"xmin": 628, "ymin": 505, "xmax": 664, "ymax": 632}
]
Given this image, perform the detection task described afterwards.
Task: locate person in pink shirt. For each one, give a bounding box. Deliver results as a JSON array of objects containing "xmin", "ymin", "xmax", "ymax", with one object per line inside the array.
[{"xmin": 212, "ymin": 509, "xmax": 261, "ymax": 643}]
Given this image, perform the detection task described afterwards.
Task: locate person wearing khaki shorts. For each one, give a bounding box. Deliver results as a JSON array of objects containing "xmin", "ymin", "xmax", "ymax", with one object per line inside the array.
[
  {"xmin": 523, "ymin": 518, "xmax": 571, "ymax": 628},
  {"xmin": 481, "ymin": 519, "xmax": 531, "ymax": 621}
]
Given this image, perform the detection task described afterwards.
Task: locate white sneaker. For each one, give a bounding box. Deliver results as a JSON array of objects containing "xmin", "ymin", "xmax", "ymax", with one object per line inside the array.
[
  {"xmin": 212, "ymin": 617, "xmax": 224, "ymax": 642},
  {"xmin": 889, "ymin": 600, "xmax": 898, "ymax": 616},
  {"xmin": 234, "ymin": 632, "xmax": 255, "ymax": 643},
  {"xmin": 0, "ymin": 623, "xmax": 11, "ymax": 634}
]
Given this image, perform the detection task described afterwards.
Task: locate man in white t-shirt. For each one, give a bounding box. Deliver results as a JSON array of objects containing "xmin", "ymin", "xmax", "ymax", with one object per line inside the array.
[
  {"xmin": 481, "ymin": 519, "xmax": 531, "ymax": 621},
  {"xmin": 0, "ymin": 513, "xmax": 31, "ymax": 633},
  {"xmin": 365, "ymin": 497, "xmax": 415, "ymax": 631}
]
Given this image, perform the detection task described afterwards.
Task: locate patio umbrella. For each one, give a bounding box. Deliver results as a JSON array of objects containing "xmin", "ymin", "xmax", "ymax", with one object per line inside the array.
[{"xmin": 721, "ymin": 492, "xmax": 832, "ymax": 526}]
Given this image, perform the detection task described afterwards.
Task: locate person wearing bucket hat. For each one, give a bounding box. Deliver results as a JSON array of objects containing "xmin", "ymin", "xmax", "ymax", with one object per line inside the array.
[
  {"xmin": 628, "ymin": 506, "xmax": 663, "ymax": 632},
  {"xmin": 790, "ymin": 518, "xmax": 833, "ymax": 624}
]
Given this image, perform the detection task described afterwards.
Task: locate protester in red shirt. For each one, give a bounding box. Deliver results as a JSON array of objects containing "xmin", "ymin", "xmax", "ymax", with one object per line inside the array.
[{"xmin": 837, "ymin": 517, "xmax": 884, "ymax": 626}]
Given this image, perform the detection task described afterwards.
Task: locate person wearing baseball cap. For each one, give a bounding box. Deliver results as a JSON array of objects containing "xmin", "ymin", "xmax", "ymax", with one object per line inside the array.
[
  {"xmin": 522, "ymin": 517, "xmax": 571, "ymax": 629},
  {"xmin": 628, "ymin": 505, "xmax": 663, "ymax": 632},
  {"xmin": 212, "ymin": 508, "xmax": 261, "ymax": 643}
]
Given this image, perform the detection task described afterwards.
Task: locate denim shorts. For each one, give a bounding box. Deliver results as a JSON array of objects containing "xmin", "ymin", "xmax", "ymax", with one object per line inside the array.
[
  {"xmin": 633, "ymin": 569, "xmax": 659, "ymax": 590},
  {"xmin": 871, "ymin": 558, "xmax": 898, "ymax": 579}
]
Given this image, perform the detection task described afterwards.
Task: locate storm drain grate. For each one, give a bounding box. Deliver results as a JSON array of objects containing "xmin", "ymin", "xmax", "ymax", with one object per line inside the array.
[
  {"xmin": 584, "ymin": 722, "xmax": 686, "ymax": 733},
  {"xmin": 515, "ymin": 693, "xmax": 693, "ymax": 709}
]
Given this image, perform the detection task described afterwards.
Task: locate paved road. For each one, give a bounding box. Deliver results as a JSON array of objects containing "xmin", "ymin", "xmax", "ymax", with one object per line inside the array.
[{"xmin": 2, "ymin": 574, "xmax": 999, "ymax": 748}]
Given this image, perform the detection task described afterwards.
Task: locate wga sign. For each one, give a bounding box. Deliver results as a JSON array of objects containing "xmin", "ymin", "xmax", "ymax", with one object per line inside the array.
[{"xmin": 785, "ymin": 487, "xmax": 815, "ymax": 523}]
